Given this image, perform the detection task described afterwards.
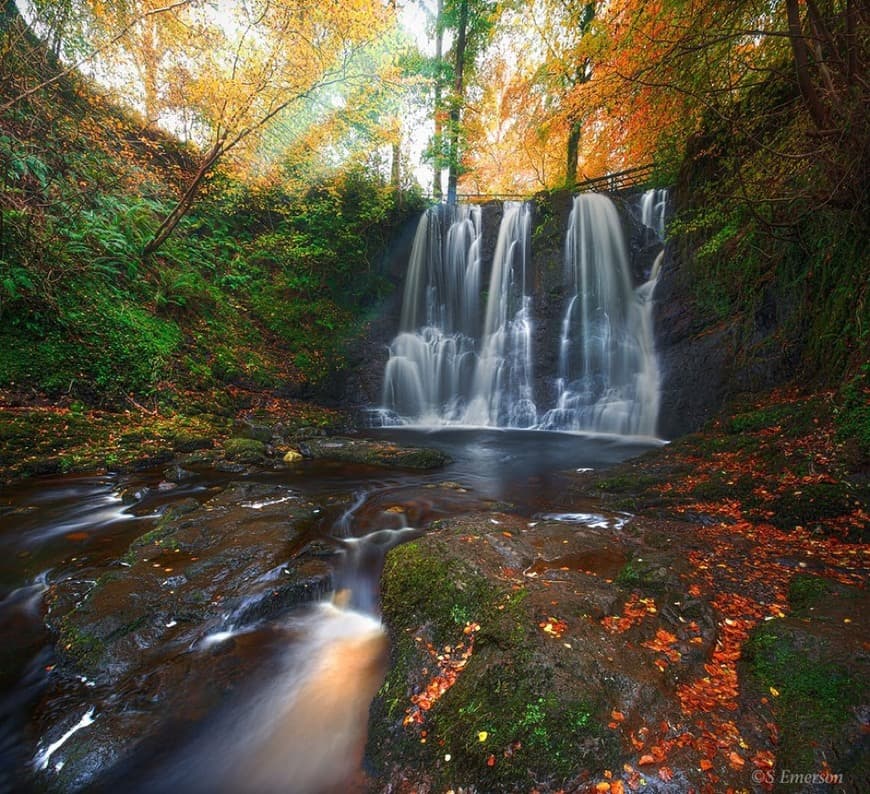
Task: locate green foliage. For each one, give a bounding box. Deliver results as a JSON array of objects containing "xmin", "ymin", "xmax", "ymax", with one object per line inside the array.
[
  {"xmin": 0, "ymin": 55, "xmax": 423, "ymax": 404},
  {"xmin": 834, "ymin": 364, "xmax": 870, "ymax": 457},
  {"xmin": 669, "ymin": 67, "xmax": 869, "ymax": 384}
]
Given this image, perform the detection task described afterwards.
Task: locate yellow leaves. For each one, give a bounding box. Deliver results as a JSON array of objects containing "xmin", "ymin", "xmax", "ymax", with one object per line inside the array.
[{"xmin": 477, "ymin": 730, "xmax": 488, "ymax": 742}]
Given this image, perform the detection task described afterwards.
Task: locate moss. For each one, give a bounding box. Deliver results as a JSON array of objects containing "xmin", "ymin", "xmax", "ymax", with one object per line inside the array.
[
  {"xmin": 835, "ymin": 365, "xmax": 870, "ymax": 457},
  {"xmin": 787, "ymin": 574, "xmax": 836, "ymax": 613},
  {"xmin": 371, "ymin": 539, "xmax": 615, "ymax": 791},
  {"xmin": 743, "ymin": 621, "xmax": 863, "ymax": 773},
  {"xmin": 431, "ymin": 658, "xmax": 612, "ymax": 790},
  {"xmin": 595, "ymin": 473, "xmax": 663, "ymax": 494},
  {"xmin": 57, "ymin": 623, "xmax": 105, "ymax": 672},
  {"xmin": 222, "ymin": 437, "xmax": 266, "ymax": 463},
  {"xmin": 726, "ymin": 400, "xmax": 821, "ymax": 436},
  {"xmin": 764, "ymin": 481, "xmax": 861, "ymax": 532},
  {"xmin": 613, "ymin": 558, "xmax": 665, "ymax": 591}
]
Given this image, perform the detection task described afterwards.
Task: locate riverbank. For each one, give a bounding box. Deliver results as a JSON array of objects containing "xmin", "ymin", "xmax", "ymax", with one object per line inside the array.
[{"xmin": 0, "ymin": 386, "xmax": 355, "ymax": 484}]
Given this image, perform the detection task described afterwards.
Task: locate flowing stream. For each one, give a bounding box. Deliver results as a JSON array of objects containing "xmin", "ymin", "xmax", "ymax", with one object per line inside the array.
[
  {"xmin": 1, "ymin": 189, "xmax": 668, "ymax": 792},
  {"xmin": 0, "ymin": 428, "xmax": 661, "ymax": 792}
]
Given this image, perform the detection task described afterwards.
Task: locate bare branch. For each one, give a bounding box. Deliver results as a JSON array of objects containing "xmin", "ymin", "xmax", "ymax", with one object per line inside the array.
[{"xmin": 0, "ymin": 0, "xmax": 193, "ymax": 113}]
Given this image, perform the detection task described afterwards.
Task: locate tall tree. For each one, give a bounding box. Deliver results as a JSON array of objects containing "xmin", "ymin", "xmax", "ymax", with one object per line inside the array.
[
  {"xmin": 432, "ymin": 0, "xmax": 445, "ymax": 199},
  {"xmin": 445, "ymin": 0, "xmax": 468, "ymax": 202},
  {"xmin": 137, "ymin": 0, "xmax": 393, "ymax": 254}
]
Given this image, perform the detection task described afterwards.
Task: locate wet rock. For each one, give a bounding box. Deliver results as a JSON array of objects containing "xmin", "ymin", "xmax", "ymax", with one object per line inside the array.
[
  {"xmin": 162, "ymin": 463, "xmax": 195, "ymax": 483},
  {"xmin": 233, "ymin": 421, "xmax": 273, "ymax": 444},
  {"xmin": 172, "ymin": 434, "xmax": 214, "ymax": 453},
  {"xmin": 298, "ymin": 437, "xmax": 451, "ymax": 469},
  {"xmin": 38, "ymin": 481, "xmax": 331, "ymax": 790},
  {"xmin": 221, "ymin": 437, "xmax": 267, "ymax": 463},
  {"xmin": 117, "ymin": 486, "xmax": 148, "ymax": 505},
  {"xmin": 177, "ymin": 450, "xmax": 219, "ymax": 466},
  {"xmin": 213, "ymin": 460, "xmax": 250, "ymax": 474}
]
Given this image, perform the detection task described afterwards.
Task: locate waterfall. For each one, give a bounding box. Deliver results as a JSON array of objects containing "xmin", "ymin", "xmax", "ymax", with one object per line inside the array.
[
  {"xmin": 640, "ymin": 187, "xmax": 668, "ymax": 240},
  {"xmin": 380, "ymin": 193, "xmax": 662, "ymax": 437},
  {"xmin": 539, "ymin": 194, "xmax": 660, "ymax": 436},
  {"xmin": 462, "ymin": 202, "xmax": 535, "ymax": 427},
  {"xmin": 381, "ymin": 204, "xmax": 482, "ymax": 423}
]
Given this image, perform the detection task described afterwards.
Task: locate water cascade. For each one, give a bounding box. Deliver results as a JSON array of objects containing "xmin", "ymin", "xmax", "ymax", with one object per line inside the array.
[
  {"xmin": 540, "ymin": 194, "xmax": 660, "ymax": 436},
  {"xmin": 640, "ymin": 187, "xmax": 668, "ymax": 240},
  {"xmin": 380, "ymin": 192, "xmax": 663, "ymax": 437},
  {"xmin": 381, "ymin": 204, "xmax": 482, "ymax": 423},
  {"xmin": 461, "ymin": 202, "xmax": 535, "ymax": 427}
]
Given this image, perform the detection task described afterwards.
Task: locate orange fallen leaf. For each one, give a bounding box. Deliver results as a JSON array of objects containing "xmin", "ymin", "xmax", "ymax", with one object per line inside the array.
[
  {"xmin": 658, "ymin": 766, "xmax": 673, "ymax": 782},
  {"xmin": 699, "ymin": 758, "xmax": 713, "ymax": 771},
  {"xmin": 486, "ymin": 754, "xmax": 496, "ymax": 767}
]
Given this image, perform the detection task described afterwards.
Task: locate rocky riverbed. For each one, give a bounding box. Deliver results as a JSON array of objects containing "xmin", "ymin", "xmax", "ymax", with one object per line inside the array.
[{"xmin": 1, "ymin": 388, "xmax": 867, "ymax": 793}]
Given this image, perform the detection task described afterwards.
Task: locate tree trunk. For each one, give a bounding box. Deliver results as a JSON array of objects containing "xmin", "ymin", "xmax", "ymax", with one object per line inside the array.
[
  {"xmin": 391, "ymin": 139, "xmax": 402, "ymax": 208},
  {"xmin": 785, "ymin": 0, "xmax": 831, "ymax": 130},
  {"xmin": 446, "ymin": 0, "xmax": 468, "ymax": 205},
  {"xmin": 565, "ymin": 117, "xmax": 581, "ymax": 190},
  {"xmin": 143, "ymin": 141, "xmax": 223, "ymax": 256},
  {"xmin": 432, "ymin": 0, "xmax": 444, "ymax": 200}
]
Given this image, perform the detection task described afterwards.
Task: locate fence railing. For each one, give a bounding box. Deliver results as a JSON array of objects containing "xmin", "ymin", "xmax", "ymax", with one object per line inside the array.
[
  {"xmin": 573, "ymin": 163, "xmax": 656, "ymax": 195},
  {"xmin": 448, "ymin": 163, "xmax": 656, "ymax": 203}
]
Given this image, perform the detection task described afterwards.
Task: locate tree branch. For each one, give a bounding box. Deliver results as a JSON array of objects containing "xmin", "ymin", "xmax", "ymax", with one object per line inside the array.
[{"xmin": 0, "ymin": 0, "xmax": 193, "ymax": 114}]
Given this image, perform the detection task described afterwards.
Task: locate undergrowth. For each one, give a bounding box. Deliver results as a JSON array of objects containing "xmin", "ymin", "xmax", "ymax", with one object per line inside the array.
[{"xmin": 0, "ymin": 27, "xmax": 424, "ymax": 406}]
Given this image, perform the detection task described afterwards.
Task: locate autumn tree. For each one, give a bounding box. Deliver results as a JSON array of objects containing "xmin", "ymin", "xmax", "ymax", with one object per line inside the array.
[{"xmin": 516, "ymin": 0, "xmax": 597, "ymax": 188}]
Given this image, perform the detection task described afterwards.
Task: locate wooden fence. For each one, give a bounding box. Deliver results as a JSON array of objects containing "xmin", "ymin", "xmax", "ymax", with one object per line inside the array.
[{"xmin": 448, "ymin": 163, "xmax": 656, "ymax": 203}]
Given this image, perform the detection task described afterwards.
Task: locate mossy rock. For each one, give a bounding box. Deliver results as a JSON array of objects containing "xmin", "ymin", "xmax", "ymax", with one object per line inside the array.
[
  {"xmin": 172, "ymin": 434, "xmax": 215, "ymax": 453},
  {"xmin": 742, "ymin": 614, "xmax": 867, "ymax": 779},
  {"xmin": 369, "ymin": 537, "xmax": 616, "ymax": 791},
  {"xmin": 233, "ymin": 421, "xmax": 273, "ymax": 443},
  {"xmin": 765, "ymin": 481, "xmax": 866, "ymax": 535},
  {"xmin": 300, "ymin": 437, "xmax": 450, "ymax": 470},
  {"xmin": 222, "ymin": 437, "xmax": 267, "ymax": 463}
]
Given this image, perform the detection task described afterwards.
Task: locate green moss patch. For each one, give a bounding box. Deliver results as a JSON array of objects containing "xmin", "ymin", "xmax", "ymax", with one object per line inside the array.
[
  {"xmin": 370, "ymin": 538, "xmax": 615, "ymax": 792},
  {"xmin": 743, "ymin": 620, "xmax": 865, "ymax": 775}
]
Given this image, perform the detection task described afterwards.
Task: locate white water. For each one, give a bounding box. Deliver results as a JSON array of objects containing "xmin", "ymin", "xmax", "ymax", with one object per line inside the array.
[
  {"xmin": 381, "ymin": 204, "xmax": 482, "ymax": 423},
  {"xmin": 640, "ymin": 187, "xmax": 668, "ymax": 240},
  {"xmin": 462, "ymin": 202, "xmax": 535, "ymax": 427},
  {"xmin": 540, "ymin": 194, "xmax": 660, "ymax": 436},
  {"xmin": 381, "ymin": 193, "xmax": 664, "ymax": 437}
]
